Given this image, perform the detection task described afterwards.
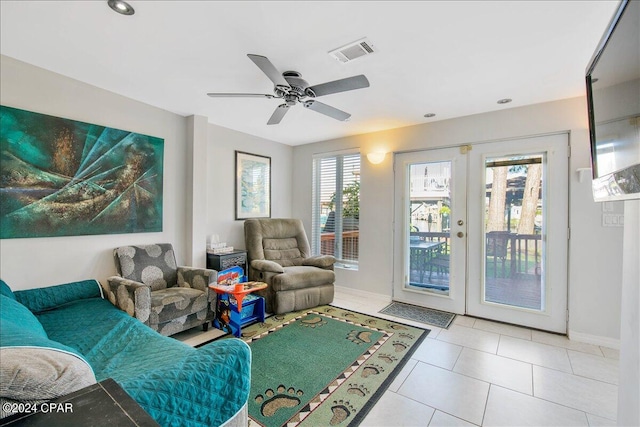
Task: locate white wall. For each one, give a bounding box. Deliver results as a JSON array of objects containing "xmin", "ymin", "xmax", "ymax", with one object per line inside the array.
[
  {"xmin": 0, "ymin": 55, "xmax": 189, "ymax": 290},
  {"xmin": 0, "ymin": 56, "xmax": 294, "ymax": 288},
  {"xmin": 185, "ymin": 115, "xmax": 209, "ymax": 268},
  {"xmin": 206, "ymin": 123, "xmax": 293, "ymax": 252},
  {"xmin": 292, "ymin": 97, "xmax": 623, "ymax": 344},
  {"xmin": 568, "ymin": 129, "xmax": 624, "ymax": 347},
  {"xmin": 617, "ymin": 200, "xmax": 639, "ymax": 426}
]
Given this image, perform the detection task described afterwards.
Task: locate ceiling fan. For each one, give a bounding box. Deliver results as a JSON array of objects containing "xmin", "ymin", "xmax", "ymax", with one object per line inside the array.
[{"xmin": 207, "ymin": 54, "xmax": 370, "ymax": 125}]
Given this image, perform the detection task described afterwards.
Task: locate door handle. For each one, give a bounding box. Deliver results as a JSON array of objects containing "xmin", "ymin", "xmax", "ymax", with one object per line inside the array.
[{"xmin": 457, "ymin": 231, "xmax": 464, "ymax": 238}]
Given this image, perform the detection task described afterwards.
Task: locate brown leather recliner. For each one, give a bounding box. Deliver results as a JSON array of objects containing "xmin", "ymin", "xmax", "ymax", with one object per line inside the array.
[{"xmin": 244, "ymin": 218, "xmax": 335, "ymax": 314}]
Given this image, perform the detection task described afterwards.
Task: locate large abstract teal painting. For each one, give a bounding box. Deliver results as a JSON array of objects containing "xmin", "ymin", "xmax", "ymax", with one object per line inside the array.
[{"xmin": 0, "ymin": 106, "xmax": 164, "ymax": 239}]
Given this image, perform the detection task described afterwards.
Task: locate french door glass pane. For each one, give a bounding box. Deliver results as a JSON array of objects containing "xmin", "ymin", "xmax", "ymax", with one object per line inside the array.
[
  {"xmin": 484, "ymin": 154, "xmax": 545, "ymax": 310},
  {"xmin": 408, "ymin": 161, "xmax": 451, "ymax": 296}
]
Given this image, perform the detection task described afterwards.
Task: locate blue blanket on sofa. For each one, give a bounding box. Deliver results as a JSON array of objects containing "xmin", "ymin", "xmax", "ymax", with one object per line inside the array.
[{"xmin": 1, "ymin": 279, "xmax": 251, "ymax": 427}]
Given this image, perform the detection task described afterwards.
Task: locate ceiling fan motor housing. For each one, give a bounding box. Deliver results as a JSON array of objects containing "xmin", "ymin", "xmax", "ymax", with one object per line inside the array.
[{"xmin": 282, "ymin": 71, "xmax": 310, "ymax": 99}]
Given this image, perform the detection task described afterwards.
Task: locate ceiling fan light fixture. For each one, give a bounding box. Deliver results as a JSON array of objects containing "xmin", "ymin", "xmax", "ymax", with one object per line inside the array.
[
  {"xmin": 497, "ymin": 98, "xmax": 512, "ymax": 104},
  {"xmin": 108, "ymin": 0, "xmax": 135, "ymax": 15},
  {"xmin": 424, "ymin": 113, "xmax": 436, "ymax": 118}
]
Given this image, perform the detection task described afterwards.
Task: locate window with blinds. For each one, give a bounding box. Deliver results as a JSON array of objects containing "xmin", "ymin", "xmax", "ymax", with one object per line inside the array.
[{"xmin": 312, "ymin": 153, "xmax": 360, "ymax": 266}]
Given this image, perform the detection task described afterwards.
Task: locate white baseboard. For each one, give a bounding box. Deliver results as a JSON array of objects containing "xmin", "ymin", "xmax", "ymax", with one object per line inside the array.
[
  {"xmin": 568, "ymin": 329, "xmax": 620, "ymax": 350},
  {"xmin": 335, "ymin": 286, "xmax": 620, "ymax": 350},
  {"xmin": 334, "ymin": 285, "xmax": 391, "ymax": 305}
]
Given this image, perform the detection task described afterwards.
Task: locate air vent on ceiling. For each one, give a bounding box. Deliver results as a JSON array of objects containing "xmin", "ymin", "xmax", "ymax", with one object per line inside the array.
[{"xmin": 328, "ymin": 38, "xmax": 376, "ymax": 63}]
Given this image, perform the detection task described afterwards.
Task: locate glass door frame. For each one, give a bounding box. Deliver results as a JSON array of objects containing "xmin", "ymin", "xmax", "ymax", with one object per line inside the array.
[
  {"xmin": 466, "ymin": 134, "xmax": 569, "ymax": 333},
  {"xmin": 392, "ymin": 147, "xmax": 467, "ymax": 314},
  {"xmin": 392, "ymin": 134, "xmax": 569, "ymax": 333}
]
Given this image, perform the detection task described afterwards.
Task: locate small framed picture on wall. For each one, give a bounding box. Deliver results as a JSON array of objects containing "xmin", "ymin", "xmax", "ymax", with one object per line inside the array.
[{"xmin": 235, "ymin": 151, "xmax": 271, "ymax": 220}]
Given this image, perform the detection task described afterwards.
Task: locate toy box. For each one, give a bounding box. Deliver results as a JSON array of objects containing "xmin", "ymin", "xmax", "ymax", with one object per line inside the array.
[{"xmin": 217, "ymin": 266, "xmax": 245, "ymax": 285}]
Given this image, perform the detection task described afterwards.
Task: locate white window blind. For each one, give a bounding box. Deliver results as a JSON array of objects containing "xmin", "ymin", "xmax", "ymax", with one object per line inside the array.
[{"xmin": 312, "ymin": 153, "xmax": 360, "ymax": 265}]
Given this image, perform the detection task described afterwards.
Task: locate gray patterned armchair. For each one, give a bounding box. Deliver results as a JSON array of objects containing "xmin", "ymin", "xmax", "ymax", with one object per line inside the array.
[
  {"xmin": 244, "ymin": 218, "xmax": 335, "ymax": 314},
  {"xmin": 105, "ymin": 243, "xmax": 217, "ymax": 336}
]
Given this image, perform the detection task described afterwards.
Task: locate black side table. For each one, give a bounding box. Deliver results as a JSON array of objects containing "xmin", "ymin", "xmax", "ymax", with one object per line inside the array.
[
  {"xmin": 1, "ymin": 378, "xmax": 159, "ymax": 427},
  {"xmin": 207, "ymin": 250, "xmax": 247, "ymax": 274}
]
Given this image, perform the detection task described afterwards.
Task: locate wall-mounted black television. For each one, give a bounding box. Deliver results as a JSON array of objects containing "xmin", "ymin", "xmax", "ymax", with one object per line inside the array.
[{"xmin": 586, "ymin": 0, "xmax": 640, "ymax": 202}]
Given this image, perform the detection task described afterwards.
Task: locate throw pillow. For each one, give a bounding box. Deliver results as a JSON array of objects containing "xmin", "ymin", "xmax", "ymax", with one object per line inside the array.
[
  {"xmin": 0, "ymin": 347, "xmax": 96, "ymax": 418},
  {"xmin": 0, "ymin": 295, "xmax": 48, "ymax": 341}
]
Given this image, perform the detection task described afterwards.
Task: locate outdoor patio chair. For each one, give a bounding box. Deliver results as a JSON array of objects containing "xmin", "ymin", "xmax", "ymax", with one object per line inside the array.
[
  {"xmin": 487, "ymin": 231, "xmax": 511, "ymax": 277},
  {"xmin": 427, "ymin": 243, "xmax": 450, "ymax": 280}
]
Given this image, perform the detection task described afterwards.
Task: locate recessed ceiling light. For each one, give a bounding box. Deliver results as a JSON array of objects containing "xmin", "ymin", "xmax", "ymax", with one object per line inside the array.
[
  {"xmin": 108, "ymin": 0, "xmax": 135, "ymax": 15},
  {"xmin": 497, "ymin": 98, "xmax": 512, "ymax": 104},
  {"xmin": 423, "ymin": 113, "xmax": 436, "ymax": 118}
]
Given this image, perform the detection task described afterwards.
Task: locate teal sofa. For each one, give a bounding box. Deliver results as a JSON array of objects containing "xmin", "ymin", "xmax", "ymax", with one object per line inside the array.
[{"xmin": 0, "ymin": 279, "xmax": 251, "ymax": 427}]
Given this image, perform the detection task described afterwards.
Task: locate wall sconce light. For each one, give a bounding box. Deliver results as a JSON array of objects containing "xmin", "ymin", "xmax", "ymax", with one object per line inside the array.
[{"xmin": 366, "ymin": 152, "xmax": 386, "ymax": 165}]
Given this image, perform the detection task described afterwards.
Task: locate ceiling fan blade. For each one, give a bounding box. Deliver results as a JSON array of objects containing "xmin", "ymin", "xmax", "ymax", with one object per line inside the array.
[
  {"xmin": 267, "ymin": 104, "xmax": 289, "ymax": 125},
  {"xmin": 207, "ymin": 93, "xmax": 275, "ymax": 98},
  {"xmin": 306, "ymin": 75, "xmax": 369, "ymax": 97},
  {"xmin": 303, "ymin": 100, "xmax": 351, "ymax": 121},
  {"xmin": 247, "ymin": 54, "xmax": 289, "ymax": 88}
]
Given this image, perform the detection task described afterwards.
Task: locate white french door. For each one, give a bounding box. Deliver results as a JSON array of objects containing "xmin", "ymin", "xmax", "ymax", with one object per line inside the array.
[
  {"xmin": 393, "ymin": 147, "xmax": 467, "ymax": 314},
  {"xmin": 466, "ymin": 135, "xmax": 568, "ymax": 332},
  {"xmin": 393, "ymin": 134, "xmax": 569, "ymax": 333}
]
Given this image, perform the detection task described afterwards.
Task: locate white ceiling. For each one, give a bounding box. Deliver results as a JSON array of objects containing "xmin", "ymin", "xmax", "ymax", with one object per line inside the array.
[{"xmin": 0, "ymin": 1, "xmax": 619, "ymax": 146}]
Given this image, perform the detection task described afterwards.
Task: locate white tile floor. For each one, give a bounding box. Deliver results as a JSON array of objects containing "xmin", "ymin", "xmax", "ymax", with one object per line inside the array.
[
  {"xmin": 330, "ymin": 288, "xmax": 620, "ymax": 427},
  {"xmin": 175, "ymin": 287, "xmax": 620, "ymax": 426}
]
